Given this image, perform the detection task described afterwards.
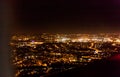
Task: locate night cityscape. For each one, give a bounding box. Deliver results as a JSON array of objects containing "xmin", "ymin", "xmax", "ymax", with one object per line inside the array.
[
  {"xmin": 10, "ymin": 33, "xmax": 120, "ymax": 77},
  {"xmin": 1, "ymin": 0, "xmax": 120, "ymax": 77}
]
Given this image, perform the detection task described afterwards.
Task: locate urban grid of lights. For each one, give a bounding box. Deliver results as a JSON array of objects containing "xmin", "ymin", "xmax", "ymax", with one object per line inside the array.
[{"xmin": 10, "ymin": 33, "xmax": 120, "ymax": 77}]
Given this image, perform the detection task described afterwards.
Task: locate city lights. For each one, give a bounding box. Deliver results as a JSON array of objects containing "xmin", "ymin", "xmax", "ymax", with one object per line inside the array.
[{"xmin": 10, "ymin": 33, "xmax": 120, "ymax": 77}]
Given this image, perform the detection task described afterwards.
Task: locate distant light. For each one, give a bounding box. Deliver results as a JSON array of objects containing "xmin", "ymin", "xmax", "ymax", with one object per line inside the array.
[
  {"xmin": 18, "ymin": 39, "xmax": 22, "ymax": 41},
  {"xmin": 115, "ymin": 39, "xmax": 120, "ymax": 43},
  {"xmin": 78, "ymin": 39, "xmax": 83, "ymax": 42},
  {"xmin": 72, "ymin": 39, "xmax": 76, "ymax": 42},
  {"xmin": 61, "ymin": 38, "xmax": 67, "ymax": 42},
  {"xmin": 61, "ymin": 37, "xmax": 70, "ymax": 42},
  {"xmin": 112, "ymin": 43, "xmax": 116, "ymax": 46},
  {"xmin": 78, "ymin": 38, "xmax": 89, "ymax": 42},
  {"xmin": 32, "ymin": 40, "xmax": 35, "ymax": 42}
]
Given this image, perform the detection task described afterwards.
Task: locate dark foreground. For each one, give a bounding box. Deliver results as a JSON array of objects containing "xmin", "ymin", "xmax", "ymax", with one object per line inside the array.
[{"xmin": 47, "ymin": 54, "xmax": 120, "ymax": 77}]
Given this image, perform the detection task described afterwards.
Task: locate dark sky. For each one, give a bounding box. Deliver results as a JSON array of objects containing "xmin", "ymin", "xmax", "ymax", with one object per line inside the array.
[{"xmin": 12, "ymin": 0, "xmax": 120, "ymax": 34}]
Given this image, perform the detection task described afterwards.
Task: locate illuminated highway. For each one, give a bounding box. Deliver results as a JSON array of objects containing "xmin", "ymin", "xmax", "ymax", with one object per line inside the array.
[{"xmin": 89, "ymin": 42, "xmax": 101, "ymax": 54}]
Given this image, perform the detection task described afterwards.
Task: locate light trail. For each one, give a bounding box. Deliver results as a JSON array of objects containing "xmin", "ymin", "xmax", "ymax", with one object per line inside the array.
[{"xmin": 89, "ymin": 42, "xmax": 101, "ymax": 54}]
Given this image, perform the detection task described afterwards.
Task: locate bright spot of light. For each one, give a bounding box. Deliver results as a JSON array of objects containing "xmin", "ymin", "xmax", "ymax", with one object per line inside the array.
[
  {"xmin": 62, "ymin": 38, "xmax": 67, "ymax": 42},
  {"xmin": 61, "ymin": 37, "xmax": 70, "ymax": 42},
  {"xmin": 78, "ymin": 39, "xmax": 83, "ymax": 42},
  {"xmin": 115, "ymin": 39, "xmax": 120, "ymax": 43}
]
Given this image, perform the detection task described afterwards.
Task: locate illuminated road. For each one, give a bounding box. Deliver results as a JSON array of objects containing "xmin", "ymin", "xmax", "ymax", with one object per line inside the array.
[{"xmin": 89, "ymin": 42, "xmax": 101, "ymax": 54}]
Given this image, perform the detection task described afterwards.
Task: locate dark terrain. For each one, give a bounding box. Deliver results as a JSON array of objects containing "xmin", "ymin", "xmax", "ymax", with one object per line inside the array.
[{"xmin": 48, "ymin": 54, "xmax": 120, "ymax": 77}]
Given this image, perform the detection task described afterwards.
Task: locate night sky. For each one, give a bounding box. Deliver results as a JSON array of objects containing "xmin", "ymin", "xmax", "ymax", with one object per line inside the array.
[{"xmin": 12, "ymin": 0, "xmax": 120, "ymax": 33}]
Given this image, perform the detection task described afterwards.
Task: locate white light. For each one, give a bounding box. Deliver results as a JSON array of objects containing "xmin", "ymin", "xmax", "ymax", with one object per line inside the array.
[
  {"xmin": 61, "ymin": 37, "xmax": 70, "ymax": 42},
  {"xmin": 116, "ymin": 39, "xmax": 120, "ymax": 42},
  {"xmin": 62, "ymin": 38, "xmax": 67, "ymax": 42},
  {"xmin": 78, "ymin": 39, "xmax": 83, "ymax": 42}
]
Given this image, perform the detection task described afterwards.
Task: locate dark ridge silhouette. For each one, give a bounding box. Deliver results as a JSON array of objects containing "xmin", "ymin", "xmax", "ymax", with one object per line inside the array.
[{"xmin": 46, "ymin": 55, "xmax": 120, "ymax": 77}]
